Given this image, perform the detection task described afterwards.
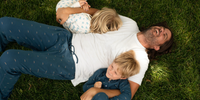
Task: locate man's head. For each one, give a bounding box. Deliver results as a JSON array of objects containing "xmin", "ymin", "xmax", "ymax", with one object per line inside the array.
[
  {"xmin": 141, "ymin": 22, "xmax": 174, "ymax": 59},
  {"xmin": 142, "ymin": 26, "xmax": 172, "ymax": 51},
  {"xmin": 106, "ymin": 50, "xmax": 140, "ymax": 80}
]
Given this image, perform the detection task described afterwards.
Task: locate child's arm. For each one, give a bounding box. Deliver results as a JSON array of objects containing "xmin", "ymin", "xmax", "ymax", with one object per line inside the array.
[{"xmin": 82, "ymin": 69, "xmax": 102, "ymax": 92}]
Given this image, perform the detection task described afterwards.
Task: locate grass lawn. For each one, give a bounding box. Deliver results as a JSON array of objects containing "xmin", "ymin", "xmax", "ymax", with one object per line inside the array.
[{"xmin": 0, "ymin": 0, "xmax": 199, "ymax": 100}]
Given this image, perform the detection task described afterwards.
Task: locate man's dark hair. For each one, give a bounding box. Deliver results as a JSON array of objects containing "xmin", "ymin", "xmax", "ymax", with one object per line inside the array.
[{"xmin": 141, "ymin": 22, "xmax": 174, "ymax": 60}]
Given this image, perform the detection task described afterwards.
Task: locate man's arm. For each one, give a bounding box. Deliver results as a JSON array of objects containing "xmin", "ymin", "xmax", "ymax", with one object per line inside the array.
[
  {"xmin": 129, "ymin": 80, "xmax": 140, "ymax": 98},
  {"xmin": 107, "ymin": 80, "xmax": 132, "ymax": 100},
  {"xmin": 80, "ymin": 87, "xmax": 121, "ymax": 100},
  {"xmin": 80, "ymin": 81, "xmax": 140, "ymax": 100},
  {"xmin": 56, "ymin": 7, "xmax": 99, "ymax": 24},
  {"xmin": 89, "ymin": 81, "xmax": 139, "ymax": 99}
]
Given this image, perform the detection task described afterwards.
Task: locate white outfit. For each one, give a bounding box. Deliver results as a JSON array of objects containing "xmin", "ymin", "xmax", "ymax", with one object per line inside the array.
[
  {"xmin": 56, "ymin": 0, "xmax": 91, "ymax": 34},
  {"xmin": 71, "ymin": 15, "xmax": 150, "ymax": 86}
]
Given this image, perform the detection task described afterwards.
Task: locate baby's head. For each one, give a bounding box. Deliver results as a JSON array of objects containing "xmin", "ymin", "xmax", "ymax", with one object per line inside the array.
[
  {"xmin": 90, "ymin": 7, "xmax": 122, "ymax": 34},
  {"xmin": 106, "ymin": 50, "xmax": 140, "ymax": 80}
]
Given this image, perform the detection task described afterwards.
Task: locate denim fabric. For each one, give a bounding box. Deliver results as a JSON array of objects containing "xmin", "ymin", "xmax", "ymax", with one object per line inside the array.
[
  {"xmin": 92, "ymin": 92, "xmax": 109, "ymax": 100},
  {"xmin": 0, "ymin": 17, "xmax": 75, "ymax": 100}
]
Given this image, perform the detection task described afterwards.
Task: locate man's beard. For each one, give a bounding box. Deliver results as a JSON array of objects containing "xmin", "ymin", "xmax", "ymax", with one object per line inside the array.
[{"xmin": 142, "ymin": 28, "xmax": 158, "ymax": 47}]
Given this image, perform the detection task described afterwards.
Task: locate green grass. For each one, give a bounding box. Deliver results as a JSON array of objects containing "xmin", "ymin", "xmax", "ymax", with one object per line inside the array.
[{"xmin": 0, "ymin": 0, "xmax": 199, "ymax": 100}]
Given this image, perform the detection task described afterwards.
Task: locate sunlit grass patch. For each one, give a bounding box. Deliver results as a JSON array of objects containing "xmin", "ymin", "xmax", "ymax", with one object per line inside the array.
[{"xmin": 150, "ymin": 64, "xmax": 171, "ymax": 83}]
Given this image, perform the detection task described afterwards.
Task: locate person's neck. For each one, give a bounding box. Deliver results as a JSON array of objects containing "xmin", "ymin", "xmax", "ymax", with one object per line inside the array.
[{"xmin": 137, "ymin": 32, "xmax": 149, "ymax": 49}]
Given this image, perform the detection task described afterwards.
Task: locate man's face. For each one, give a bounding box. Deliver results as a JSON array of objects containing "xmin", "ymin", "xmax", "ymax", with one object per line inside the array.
[{"xmin": 143, "ymin": 26, "xmax": 172, "ymax": 51}]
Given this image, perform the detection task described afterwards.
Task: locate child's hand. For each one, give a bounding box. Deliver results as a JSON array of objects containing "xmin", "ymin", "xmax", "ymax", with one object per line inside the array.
[
  {"xmin": 79, "ymin": 0, "xmax": 91, "ymax": 11},
  {"xmin": 94, "ymin": 81, "xmax": 102, "ymax": 88}
]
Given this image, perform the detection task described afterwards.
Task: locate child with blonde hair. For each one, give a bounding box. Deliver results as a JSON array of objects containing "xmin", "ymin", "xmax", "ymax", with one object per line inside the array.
[
  {"xmin": 81, "ymin": 50, "xmax": 140, "ymax": 100},
  {"xmin": 56, "ymin": 0, "xmax": 122, "ymax": 34}
]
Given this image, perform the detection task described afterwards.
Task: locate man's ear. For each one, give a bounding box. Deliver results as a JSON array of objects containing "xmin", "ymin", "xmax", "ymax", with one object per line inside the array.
[{"xmin": 154, "ymin": 45, "xmax": 160, "ymax": 51}]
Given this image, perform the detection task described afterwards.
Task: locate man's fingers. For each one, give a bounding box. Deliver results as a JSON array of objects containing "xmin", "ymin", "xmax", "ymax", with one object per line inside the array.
[
  {"xmin": 56, "ymin": 17, "xmax": 63, "ymax": 25},
  {"xmin": 79, "ymin": 1, "xmax": 87, "ymax": 6},
  {"xmin": 60, "ymin": 20, "xmax": 65, "ymax": 25}
]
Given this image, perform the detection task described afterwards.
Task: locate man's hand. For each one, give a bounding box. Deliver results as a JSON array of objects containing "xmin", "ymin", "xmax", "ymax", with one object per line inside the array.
[
  {"xmin": 81, "ymin": 3, "xmax": 91, "ymax": 11},
  {"xmin": 79, "ymin": 0, "xmax": 87, "ymax": 6},
  {"xmin": 80, "ymin": 87, "xmax": 97, "ymax": 100},
  {"xmin": 79, "ymin": 0, "xmax": 91, "ymax": 11},
  {"xmin": 94, "ymin": 81, "xmax": 102, "ymax": 88},
  {"xmin": 56, "ymin": 8, "xmax": 70, "ymax": 24}
]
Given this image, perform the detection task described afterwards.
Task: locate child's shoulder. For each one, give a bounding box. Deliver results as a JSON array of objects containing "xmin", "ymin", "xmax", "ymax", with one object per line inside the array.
[
  {"xmin": 95, "ymin": 68, "xmax": 107, "ymax": 74},
  {"xmin": 91, "ymin": 68, "xmax": 107, "ymax": 78},
  {"xmin": 118, "ymin": 78, "xmax": 129, "ymax": 87}
]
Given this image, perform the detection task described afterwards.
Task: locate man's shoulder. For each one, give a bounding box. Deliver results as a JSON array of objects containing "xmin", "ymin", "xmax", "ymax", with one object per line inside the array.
[
  {"xmin": 134, "ymin": 49, "xmax": 149, "ymax": 59},
  {"xmin": 119, "ymin": 15, "xmax": 139, "ymax": 31},
  {"xmin": 133, "ymin": 49, "xmax": 150, "ymax": 68}
]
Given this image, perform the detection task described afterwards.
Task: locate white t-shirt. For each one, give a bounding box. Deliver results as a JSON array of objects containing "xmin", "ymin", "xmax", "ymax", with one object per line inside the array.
[{"xmin": 71, "ymin": 15, "xmax": 149, "ymax": 86}]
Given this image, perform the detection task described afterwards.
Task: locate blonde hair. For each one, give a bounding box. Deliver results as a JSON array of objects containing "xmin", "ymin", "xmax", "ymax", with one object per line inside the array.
[
  {"xmin": 90, "ymin": 7, "xmax": 122, "ymax": 34},
  {"xmin": 114, "ymin": 50, "xmax": 140, "ymax": 78}
]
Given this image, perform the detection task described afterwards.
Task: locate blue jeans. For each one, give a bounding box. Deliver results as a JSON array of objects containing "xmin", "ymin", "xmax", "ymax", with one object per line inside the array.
[{"xmin": 0, "ymin": 17, "xmax": 75, "ymax": 100}]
